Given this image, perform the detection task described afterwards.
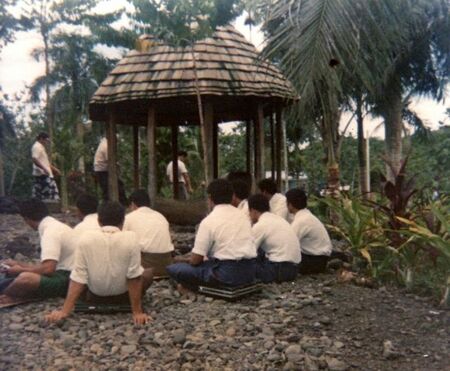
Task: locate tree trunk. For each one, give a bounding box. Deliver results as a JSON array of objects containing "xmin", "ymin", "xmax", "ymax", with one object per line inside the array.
[
  {"xmin": 356, "ymin": 95, "xmax": 369, "ymax": 198},
  {"xmin": 0, "ymin": 146, "xmax": 5, "ymax": 196},
  {"xmin": 43, "ymin": 28, "xmax": 53, "ymax": 155},
  {"xmin": 382, "ymin": 80, "xmax": 403, "ymax": 181}
]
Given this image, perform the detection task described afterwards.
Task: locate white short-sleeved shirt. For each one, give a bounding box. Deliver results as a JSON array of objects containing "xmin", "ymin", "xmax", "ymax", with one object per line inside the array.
[
  {"xmin": 192, "ymin": 204, "xmax": 257, "ymax": 260},
  {"xmin": 252, "ymin": 212, "xmax": 301, "ymax": 263},
  {"xmin": 237, "ymin": 199, "xmax": 250, "ymax": 218},
  {"xmin": 166, "ymin": 160, "xmax": 188, "ymax": 183},
  {"xmin": 38, "ymin": 216, "xmax": 76, "ymax": 271},
  {"xmin": 123, "ymin": 206, "xmax": 174, "ymax": 254},
  {"xmin": 70, "ymin": 226, "xmax": 144, "ymax": 296},
  {"xmin": 270, "ymin": 193, "xmax": 289, "ymax": 220},
  {"xmin": 94, "ymin": 138, "xmax": 108, "ymax": 172},
  {"xmin": 73, "ymin": 214, "xmax": 101, "ymax": 234},
  {"xmin": 31, "ymin": 141, "xmax": 52, "ymax": 176},
  {"xmin": 291, "ymin": 209, "xmax": 332, "ymax": 256}
]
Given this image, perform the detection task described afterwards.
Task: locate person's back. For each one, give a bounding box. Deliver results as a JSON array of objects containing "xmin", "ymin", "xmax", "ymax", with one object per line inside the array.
[
  {"xmin": 73, "ymin": 227, "xmax": 140, "ymax": 296},
  {"xmin": 291, "ymin": 208, "xmax": 331, "ymax": 256},
  {"xmin": 197, "ymin": 203, "xmax": 255, "ymax": 260},
  {"xmin": 287, "ymin": 188, "xmax": 331, "ymax": 274}
]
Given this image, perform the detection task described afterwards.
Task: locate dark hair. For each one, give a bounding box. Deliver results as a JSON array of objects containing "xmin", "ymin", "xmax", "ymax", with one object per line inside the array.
[
  {"xmin": 129, "ymin": 189, "xmax": 150, "ymax": 207},
  {"xmin": 178, "ymin": 150, "xmax": 188, "ymax": 157},
  {"xmin": 231, "ymin": 180, "xmax": 250, "ymax": 200},
  {"xmin": 227, "ymin": 171, "xmax": 252, "ymax": 190},
  {"xmin": 207, "ymin": 179, "xmax": 233, "ymax": 205},
  {"xmin": 248, "ymin": 194, "xmax": 270, "ymax": 213},
  {"xmin": 286, "ymin": 188, "xmax": 307, "ymax": 210},
  {"xmin": 98, "ymin": 201, "xmax": 125, "ymax": 227},
  {"xmin": 76, "ymin": 194, "xmax": 98, "ymax": 216},
  {"xmin": 257, "ymin": 178, "xmax": 277, "ymax": 195},
  {"xmin": 37, "ymin": 132, "xmax": 49, "ymax": 140},
  {"xmin": 19, "ymin": 199, "xmax": 49, "ymax": 221}
]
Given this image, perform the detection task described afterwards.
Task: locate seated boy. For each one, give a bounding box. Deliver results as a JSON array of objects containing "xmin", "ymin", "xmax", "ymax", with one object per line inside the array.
[
  {"xmin": 248, "ymin": 194, "xmax": 301, "ymax": 283},
  {"xmin": 123, "ymin": 189, "xmax": 174, "ymax": 277},
  {"xmin": 257, "ymin": 178, "xmax": 289, "ymax": 220},
  {"xmin": 166, "ymin": 179, "xmax": 257, "ymax": 294},
  {"xmin": 230, "ymin": 179, "xmax": 250, "ymax": 218},
  {"xmin": 73, "ymin": 193, "xmax": 100, "ymax": 233},
  {"xmin": 286, "ymin": 188, "xmax": 332, "ymax": 274},
  {"xmin": 45, "ymin": 201, "xmax": 153, "ymax": 325},
  {"xmin": 1, "ymin": 199, "xmax": 76, "ymax": 299}
]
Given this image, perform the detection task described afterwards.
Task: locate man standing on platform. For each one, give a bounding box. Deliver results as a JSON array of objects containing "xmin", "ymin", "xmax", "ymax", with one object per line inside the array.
[
  {"xmin": 166, "ymin": 150, "xmax": 193, "ymax": 200},
  {"xmin": 31, "ymin": 132, "xmax": 60, "ymax": 201}
]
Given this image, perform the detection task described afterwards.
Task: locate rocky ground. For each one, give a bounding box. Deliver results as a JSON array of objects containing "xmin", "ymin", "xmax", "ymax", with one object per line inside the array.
[{"xmin": 0, "ymin": 213, "xmax": 449, "ymax": 371}]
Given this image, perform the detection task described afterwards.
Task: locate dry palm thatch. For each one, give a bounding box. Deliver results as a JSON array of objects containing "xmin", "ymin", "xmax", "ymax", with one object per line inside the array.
[{"xmin": 89, "ymin": 25, "xmax": 298, "ymax": 125}]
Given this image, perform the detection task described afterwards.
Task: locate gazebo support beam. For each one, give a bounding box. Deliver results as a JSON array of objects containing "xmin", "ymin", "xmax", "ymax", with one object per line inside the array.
[
  {"xmin": 270, "ymin": 112, "xmax": 275, "ymax": 179},
  {"xmin": 147, "ymin": 106, "xmax": 157, "ymax": 207},
  {"xmin": 275, "ymin": 108, "xmax": 283, "ymax": 190},
  {"xmin": 213, "ymin": 122, "xmax": 218, "ymax": 179},
  {"xmin": 202, "ymin": 102, "xmax": 214, "ymax": 184},
  {"xmin": 171, "ymin": 124, "xmax": 179, "ymax": 199},
  {"xmin": 133, "ymin": 125, "xmax": 140, "ymax": 190},
  {"xmin": 106, "ymin": 112, "xmax": 119, "ymax": 201},
  {"xmin": 254, "ymin": 103, "xmax": 265, "ymax": 182},
  {"xmin": 246, "ymin": 120, "xmax": 251, "ymax": 174}
]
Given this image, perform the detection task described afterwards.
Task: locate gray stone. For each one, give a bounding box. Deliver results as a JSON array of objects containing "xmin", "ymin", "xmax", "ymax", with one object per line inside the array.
[
  {"xmin": 284, "ymin": 344, "xmax": 303, "ymax": 363},
  {"xmin": 8, "ymin": 323, "xmax": 23, "ymax": 331},
  {"xmin": 172, "ymin": 329, "xmax": 186, "ymax": 344},
  {"xmin": 383, "ymin": 340, "xmax": 399, "ymax": 359},
  {"xmin": 327, "ymin": 358, "xmax": 348, "ymax": 371},
  {"xmin": 121, "ymin": 344, "xmax": 137, "ymax": 354}
]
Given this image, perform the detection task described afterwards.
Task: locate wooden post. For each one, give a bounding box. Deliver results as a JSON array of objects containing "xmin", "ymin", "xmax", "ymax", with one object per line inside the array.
[
  {"xmin": 270, "ymin": 111, "xmax": 275, "ymax": 179},
  {"xmin": 275, "ymin": 108, "xmax": 283, "ymax": 190},
  {"xmin": 203, "ymin": 102, "xmax": 214, "ymax": 184},
  {"xmin": 133, "ymin": 125, "xmax": 140, "ymax": 190},
  {"xmin": 147, "ymin": 106, "xmax": 157, "ymax": 207},
  {"xmin": 254, "ymin": 103, "xmax": 265, "ymax": 182},
  {"xmin": 106, "ymin": 112, "xmax": 119, "ymax": 201},
  {"xmin": 213, "ymin": 122, "xmax": 219, "ymax": 179},
  {"xmin": 246, "ymin": 120, "xmax": 251, "ymax": 174},
  {"xmin": 171, "ymin": 125, "xmax": 179, "ymax": 199}
]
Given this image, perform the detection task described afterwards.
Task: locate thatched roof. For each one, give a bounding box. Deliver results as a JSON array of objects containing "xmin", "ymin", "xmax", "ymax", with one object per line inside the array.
[{"xmin": 89, "ymin": 25, "xmax": 298, "ymax": 125}]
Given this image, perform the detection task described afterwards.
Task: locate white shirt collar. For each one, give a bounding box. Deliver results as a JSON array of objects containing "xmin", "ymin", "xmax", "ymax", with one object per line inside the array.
[{"xmin": 101, "ymin": 226, "xmax": 121, "ymax": 233}]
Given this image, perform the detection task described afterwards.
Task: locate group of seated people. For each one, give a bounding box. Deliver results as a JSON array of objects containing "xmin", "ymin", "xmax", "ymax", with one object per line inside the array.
[{"xmin": 0, "ymin": 177, "xmax": 332, "ymax": 325}]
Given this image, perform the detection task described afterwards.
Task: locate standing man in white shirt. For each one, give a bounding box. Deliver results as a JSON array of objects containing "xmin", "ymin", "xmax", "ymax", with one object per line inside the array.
[
  {"xmin": 286, "ymin": 188, "xmax": 332, "ymax": 274},
  {"xmin": 248, "ymin": 194, "xmax": 300, "ymax": 283},
  {"xmin": 93, "ymin": 137, "xmax": 127, "ymax": 205},
  {"xmin": 257, "ymin": 178, "xmax": 289, "ymax": 220},
  {"xmin": 45, "ymin": 201, "xmax": 153, "ymax": 325},
  {"xmin": 166, "ymin": 150, "xmax": 193, "ymax": 200},
  {"xmin": 0, "ymin": 199, "xmax": 75, "ymax": 299},
  {"xmin": 166, "ymin": 179, "xmax": 257, "ymax": 294},
  {"xmin": 31, "ymin": 132, "xmax": 60, "ymax": 201},
  {"xmin": 73, "ymin": 194, "xmax": 100, "ymax": 233},
  {"xmin": 124, "ymin": 189, "xmax": 174, "ymax": 277}
]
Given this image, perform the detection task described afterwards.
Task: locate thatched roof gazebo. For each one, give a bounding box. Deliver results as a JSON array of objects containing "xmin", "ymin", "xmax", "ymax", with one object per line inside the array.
[{"xmin": 89, "ymin": 25, "xmax": 298, "ymax": 203}]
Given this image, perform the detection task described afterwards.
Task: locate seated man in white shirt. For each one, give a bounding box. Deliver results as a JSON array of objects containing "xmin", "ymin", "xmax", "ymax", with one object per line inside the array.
[
  {"xmin": 0, "ymin": 199, "xmax": 76, "ymax": 299},
  {"xmin": 248, "ymin": 194, "xmax": 301, "ymax": 283},
  {"xmin": 286, "ymin": 188, "xmax": 332, "ymax": 274},
  {"xmin": 257, "ymin": 178, "xmax": 289, "ymax": 220},
  {"xmin": 166, "ymin": 179, "xmax": 257, "ymax": 294},
  {"xmin": 73, "ymin": 194, "xmax": 100, "ymax": 233},
  {"xmin": 45, "ymin": 202, "xmax": 152, "ymax": 325},
  {"xmin": 124, "ymin": 189, "xmax": 174, "ymax": 277},
  {"xmin": 230, "ymin": 179, "xmax": 250, "ymax": 217}
]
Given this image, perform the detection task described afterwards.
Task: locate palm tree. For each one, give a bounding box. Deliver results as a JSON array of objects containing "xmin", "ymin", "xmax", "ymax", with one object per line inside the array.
[{"xmin": 260, "ymin": 0, "xmax": 449, "ymax": 188}]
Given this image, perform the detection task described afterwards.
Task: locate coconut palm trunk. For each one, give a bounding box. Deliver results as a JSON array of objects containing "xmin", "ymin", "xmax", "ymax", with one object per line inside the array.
[
  {"xmin": 356, "ymin": 94, "xmax": 369, "ymax": 197},
  {"xmin": 382, "ymin": 78, "xmax": 403, "ymax": 181}
]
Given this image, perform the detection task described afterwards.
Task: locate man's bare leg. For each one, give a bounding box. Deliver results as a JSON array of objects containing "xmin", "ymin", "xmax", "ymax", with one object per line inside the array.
[{"xmin": 3, "ymin": 272, "xmax": 41, "ymax": 298}]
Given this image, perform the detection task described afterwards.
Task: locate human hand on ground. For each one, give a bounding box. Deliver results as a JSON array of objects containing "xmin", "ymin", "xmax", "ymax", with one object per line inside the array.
[
  {"xmin": 132, "ymin": 312, "xmax": 152, "ymax": 325},
  {"xmin": 45, "ymin": 310, "xmax": 69, "ymax": 323},
  {"xmin": 2, "ymin": 259, "xmax": 18, "ymax": 266},
  {"xmin": 6, "ymin": 265, "xmax": 23, "ymax": 275}
]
